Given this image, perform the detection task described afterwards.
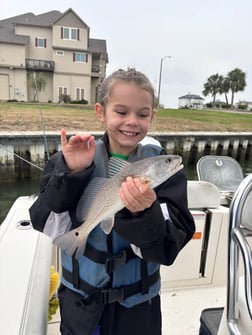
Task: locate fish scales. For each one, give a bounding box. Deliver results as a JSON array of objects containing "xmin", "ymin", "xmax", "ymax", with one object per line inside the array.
[{"xmin": 53, "ymin": 155, "xmax": 183, "ymax": 259}]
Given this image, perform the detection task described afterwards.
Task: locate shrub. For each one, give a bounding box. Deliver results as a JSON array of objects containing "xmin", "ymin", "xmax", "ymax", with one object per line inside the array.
[
  {"xmin": 237, "ymin": 104, "xmax": 248, "ymax": 110},
  {"xmin": 7, "ymin": 99, "xmax": 18, "ymax": 102},
  {"xmin": 221, "ymin": 103, "xmax": 231, "ymax": 109},
  {"xmin": 70, "ymin": 99, "xmax": 89, "ymax": 104},
  {"xmin": 62, "ymin": 94, "xmax": 71, "ymax": 103}
]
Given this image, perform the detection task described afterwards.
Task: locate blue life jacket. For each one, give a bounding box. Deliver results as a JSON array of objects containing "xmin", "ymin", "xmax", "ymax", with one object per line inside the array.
[{"xmin": 61, "ymin": 138, "xmax": 164, "ymax": 307}]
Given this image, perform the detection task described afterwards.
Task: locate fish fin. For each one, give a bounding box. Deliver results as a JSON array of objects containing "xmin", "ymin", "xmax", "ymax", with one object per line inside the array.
[
  {"xmin": 53, "ymin": 228, "xmax": 88, "ymax": 259},
  {"xmin": 76, "ymin": 177, "xmax": 108, "ymax": 222},
  {"xmin": 108, "ymin": 157, "xmax": 130, "ymax": 177},
  {"xmin": 100, "ymin": 218, "xmax": 114, "ymax": 234},
  {"xmin": 74, "ymin": 238, "xmax": 88, "ymax": 260}
]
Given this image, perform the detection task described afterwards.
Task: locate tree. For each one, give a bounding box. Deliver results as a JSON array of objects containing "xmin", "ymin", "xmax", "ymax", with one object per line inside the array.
[
  {"xmin": 202, "ymin": 74, "xmax": 224, "ymax": 108},
  {"xmin": 29, "ymin": 72, "xmax": 46, "ymax": 102},
  {"xmin": 226, "ymin": 68, "xmax": 246, "ymax": 108},
  {"xmin": 219, "ymin": 77, "xmax": 230, "ymax": 105}
]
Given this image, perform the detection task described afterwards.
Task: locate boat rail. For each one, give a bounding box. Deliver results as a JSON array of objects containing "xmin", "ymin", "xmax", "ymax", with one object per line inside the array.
[{"xmin": 226, "ymin": 173, "xmax": 252, "ymax": 334}]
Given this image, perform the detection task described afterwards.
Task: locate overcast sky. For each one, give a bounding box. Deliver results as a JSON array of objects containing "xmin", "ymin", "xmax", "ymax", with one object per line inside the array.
[{"xmin": 1, "ymin": 0, "xmax": 252, "ymax": 108}]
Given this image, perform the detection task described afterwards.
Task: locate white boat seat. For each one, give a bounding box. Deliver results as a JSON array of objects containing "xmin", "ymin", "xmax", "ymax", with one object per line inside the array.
[
  {"xmin": 187, "ymin": 180, "xmax": 220, "ymax": 209},
  {"xmin": 196, "ymin": 155, "xmax": 244, "ymax": 192},
  {"xmin": 196, "ymin": 155, "xmax": 244, "ymax": 205}
]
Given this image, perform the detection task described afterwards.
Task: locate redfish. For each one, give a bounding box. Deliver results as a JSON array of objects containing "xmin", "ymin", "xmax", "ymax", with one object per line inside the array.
[{"xmin": 53, "ymin": 155, "xmax": 183, "ymax": 259}]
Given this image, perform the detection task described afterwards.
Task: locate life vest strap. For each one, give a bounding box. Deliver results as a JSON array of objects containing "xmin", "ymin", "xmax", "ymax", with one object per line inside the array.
[
  {"xmin": 72, "ymin": 253, "xmax": 80, "ymax": 289},
  {"xmin": 62, "ymin": 267, "xmax": 160, "ymax": 304},
  {"xmin": 140, "ymin": 260, "xmax": 149, "ymax": 295},
  {"xmin": 84, "ymin": 242, "xmax": 137, "ymax": 273}
]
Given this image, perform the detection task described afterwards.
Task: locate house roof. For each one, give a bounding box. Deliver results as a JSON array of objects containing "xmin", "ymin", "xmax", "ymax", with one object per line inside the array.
[
  {"xmin": 13, "ymin": 11, "xmax": 62, "ymax": 27},
  {"xmin": 0, "ymin": 13, "xmax": 32, "ymax": 44},
  {"xmin": 0, "ymin": 9, "xmax": 107, "ymax": 59},
  {"xmin": 0, "ymin": 11, "xmax": 62, "ymax": 45},
  {"xmin": 236, "ymin": 100, "xmax": 252, "ymax": 104},
  {"xmin": 179, "ymin": 94, "xmax": 204, "ymax": 100},
  {"xmin": 52, "ymin": 8, "xmax": 90, "ymax": 30}
]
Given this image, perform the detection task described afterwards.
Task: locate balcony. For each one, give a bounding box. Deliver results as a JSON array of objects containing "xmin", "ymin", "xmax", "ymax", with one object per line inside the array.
[
  {"xmin": 25, "ymin": 59, "xmax": 55, "ymax": 72},
  {"xmin": 91, "ymin": 65, "xmax": 101, "ymax": 78}
]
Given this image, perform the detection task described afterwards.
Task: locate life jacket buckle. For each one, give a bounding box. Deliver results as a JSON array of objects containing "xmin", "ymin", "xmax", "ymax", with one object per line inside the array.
[
  {"xmin": 105, "ymin": 249, "xmax": 127, "ymax": 273},
  {"xmin": 101, "ymin": 288, "xmax": 125, "ymax": 304}
]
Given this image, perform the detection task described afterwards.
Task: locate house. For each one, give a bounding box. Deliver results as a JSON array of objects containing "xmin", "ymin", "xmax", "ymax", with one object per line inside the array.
[
  {"xmin": 0, "ymin": 8, "xmax": 108, "ymax": 104},
  {"xmin": 235, "ymin": 101, "xmax": 252, "ymax": 111},
  {"xmin": 178, "ymin": 94, "xmax": 204, "ymax": 109}
]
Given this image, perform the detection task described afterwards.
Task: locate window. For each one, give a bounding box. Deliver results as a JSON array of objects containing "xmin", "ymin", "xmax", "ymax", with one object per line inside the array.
[
  {"xmin": 61, "ymin": 27, "xmax": 80, "ymax": 41},
  {"xmin": 76, "ymin": 88, "xmax": 85, "ymax": 100},
  {"xmin": 56, "ymin": 50, "xmax": 64, "ymax": 56},
  {"xmin": 73, "ymin": 52, "xmax": 88, "ymax": 63},
  {"xmin": 58, "ymin": 87, "xmax": 68, "ymax": 102},
  {"xmin": 35, "ymin": 37, "xmax": 46, "ymax": 48}
]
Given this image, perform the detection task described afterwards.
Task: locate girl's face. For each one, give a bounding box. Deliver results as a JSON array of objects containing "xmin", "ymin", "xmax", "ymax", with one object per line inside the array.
[{"xmin": 95, "ymin": 82, "xmax": 155, "ymax": 156}]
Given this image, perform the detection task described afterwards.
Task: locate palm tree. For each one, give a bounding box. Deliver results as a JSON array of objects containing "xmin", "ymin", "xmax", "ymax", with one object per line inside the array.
[
  {"xmin": 227, "ymin": 68, "xmax": 246, "ymax": 108},
  {"xmin": 219, "ymin": 77, "xmax": 230, "ymax": 105},
  {"xmin": 29, "ymin": 72, "xmax": 46, "ymax": 102},
  {"xmin": 202, "ymin": 74, "xmax": 223, "ymax": 108}
]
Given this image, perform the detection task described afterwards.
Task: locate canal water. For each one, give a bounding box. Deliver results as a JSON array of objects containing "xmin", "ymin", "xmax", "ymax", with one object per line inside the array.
[{"xmin": 0, "ymin": 159, "xmax": 251, "ymax": 224}]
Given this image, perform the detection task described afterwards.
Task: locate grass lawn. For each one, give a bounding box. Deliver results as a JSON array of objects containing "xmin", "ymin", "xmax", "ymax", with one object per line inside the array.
[{"xmin": 0, "ymin": 102, "xmax": 251, "ymax": 132}]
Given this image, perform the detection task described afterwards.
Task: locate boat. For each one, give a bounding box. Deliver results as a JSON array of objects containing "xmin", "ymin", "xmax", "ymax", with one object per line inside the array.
[
  {"xmin": 0, "ymin": 196, "xmax": 53, "ymax": 335},
  {"xmin": 0, "ymin": 155, "xmax": 251, "ymax": 335}
]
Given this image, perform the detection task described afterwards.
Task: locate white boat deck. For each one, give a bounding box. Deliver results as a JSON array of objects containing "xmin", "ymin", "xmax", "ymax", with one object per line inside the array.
[{"xmin": 47, "ymin": 285, "xmax": 226, "ymax": 335}]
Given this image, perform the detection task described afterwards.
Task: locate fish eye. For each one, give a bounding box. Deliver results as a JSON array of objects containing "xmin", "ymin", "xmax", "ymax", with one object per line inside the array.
[{"xmin": 165, "ymin": 157, "xmax": 171, "ymax": 163}]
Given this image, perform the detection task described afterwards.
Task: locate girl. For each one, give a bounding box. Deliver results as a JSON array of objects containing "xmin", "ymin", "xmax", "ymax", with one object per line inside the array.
[{"xmin": 30, "ymin": 68, "xmax": 195, "ymax": 335}]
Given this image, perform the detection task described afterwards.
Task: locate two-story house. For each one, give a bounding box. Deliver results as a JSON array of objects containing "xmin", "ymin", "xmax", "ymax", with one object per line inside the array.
[{"xmin": 0, "ymin": 8, "xmax": 108, "ymax": 104}]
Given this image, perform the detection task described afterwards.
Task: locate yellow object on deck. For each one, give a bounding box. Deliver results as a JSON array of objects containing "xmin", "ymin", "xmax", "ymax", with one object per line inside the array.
[
  {"xmin": 48, "ymin": 266, "xmax": 60, "ymax": 321},
  {"xmin": 49, "ymin": 266, "xmax": 60, "ymax": 300}
]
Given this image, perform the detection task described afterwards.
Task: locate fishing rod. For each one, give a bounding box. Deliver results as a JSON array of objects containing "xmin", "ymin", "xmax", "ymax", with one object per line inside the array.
[
  {"xmin": 40, "ymin": 110, "xmax": 50, "ymax": 161},
  {"xmin": 0, "ymin": 143, "xmax": 43, "ymax": 171},
  {"xmin": 0, "ymin": 102, "xmax": 50, "ymax": 172}
]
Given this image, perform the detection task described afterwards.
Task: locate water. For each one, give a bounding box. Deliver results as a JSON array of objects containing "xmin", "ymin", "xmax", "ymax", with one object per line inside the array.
[{"xmin": 0, "ymin": 177, "xmax": 40, "ymax": 224}]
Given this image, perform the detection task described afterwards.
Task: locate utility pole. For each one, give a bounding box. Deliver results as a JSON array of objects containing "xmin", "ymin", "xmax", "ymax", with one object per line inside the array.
[{"xmin": 157, "ymin": 56, "xmax": 171, "ymax": 108}]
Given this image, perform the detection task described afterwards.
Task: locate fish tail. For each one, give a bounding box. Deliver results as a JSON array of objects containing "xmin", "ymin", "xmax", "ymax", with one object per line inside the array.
[{"xmin": 53, "ymin": 228, "xmax": 87, "ymax": 258}]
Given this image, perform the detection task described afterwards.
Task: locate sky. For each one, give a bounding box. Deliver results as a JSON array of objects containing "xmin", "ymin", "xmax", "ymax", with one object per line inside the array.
[{"xmin": 1, "ymin": 0, "xmax": 252, "ymax": 108}]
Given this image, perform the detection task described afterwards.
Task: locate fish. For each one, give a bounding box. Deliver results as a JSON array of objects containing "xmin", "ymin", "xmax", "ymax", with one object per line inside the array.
[{"xmin": 53, "ymin": 155, "xmax": 183, "ymax": 259}]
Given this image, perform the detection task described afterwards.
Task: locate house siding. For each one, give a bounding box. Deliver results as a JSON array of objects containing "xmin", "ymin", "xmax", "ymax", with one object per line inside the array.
[{"xmin": 0, "ymin": 43, "xmax": 27, "ymax": 68}]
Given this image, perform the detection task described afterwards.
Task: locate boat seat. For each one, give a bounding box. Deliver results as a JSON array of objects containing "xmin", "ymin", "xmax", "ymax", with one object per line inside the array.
[
  {"xmin": 187, "ymin": 180, "xmax": 220, "ymax": 209},
  {"xmin": 196, "ymin": 155, "xmax": 244, "ymax": 205}
]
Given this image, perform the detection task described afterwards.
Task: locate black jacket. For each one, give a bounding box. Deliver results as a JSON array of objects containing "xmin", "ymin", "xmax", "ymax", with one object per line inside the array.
[{"xmin": 29, "ymin": 133, "xmax": 195, "ymax": 266}]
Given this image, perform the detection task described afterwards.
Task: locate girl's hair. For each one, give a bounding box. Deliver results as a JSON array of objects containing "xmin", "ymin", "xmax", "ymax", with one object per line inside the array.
[{"xmin": 97, "ymin": 67, "xmax": 157, "ymax": 108}]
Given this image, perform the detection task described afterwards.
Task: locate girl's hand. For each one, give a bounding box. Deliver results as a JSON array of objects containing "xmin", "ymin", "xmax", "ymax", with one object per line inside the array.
[
  {"xmin": 120, "ymin": 177, "xmax": 157, "ymax": 213},
  {"xmin": 60, "ymin": 128, "xmax": 96, "ymax": 172}
]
